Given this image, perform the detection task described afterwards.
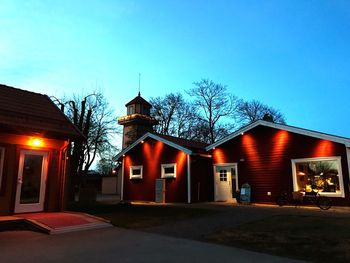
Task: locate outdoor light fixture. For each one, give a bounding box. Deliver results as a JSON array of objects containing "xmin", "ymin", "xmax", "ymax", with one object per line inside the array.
[
  {"xmin": 141, "ymin": 140, "xmax": 145, "ymax": 144},
  {"xmin": 29, "ymin": 137, "xmax": 44, "ymax": 147},
  {"xmin": 241, "ymin": 132, "xmax": 244, "ymax": 135}
]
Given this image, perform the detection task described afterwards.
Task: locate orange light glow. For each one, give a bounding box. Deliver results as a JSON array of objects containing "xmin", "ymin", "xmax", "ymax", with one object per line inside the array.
[
  {"xmin": 273, "ymin": 131, "xmax": 289, "ymax": 155},
  {"xmin": 242, "ymin": 134, "xmax": 261, "ymax": 166},
  {"xmin": 176, "ymin": 151, "xmax": 187, "ymax": 174},
  {"xmin": 28, "ymin": 137, "xmax": 44, "ymax": 147},
  {"xmin": 314, "ymin": 140, "xmax": 334, "ymax": 157},
  {"xmin": 270, "ymin": 130, "xmax": 290, "ymax": 168},
  {"xmin": 213, "ymin": 148, "xmax": 227, "ymax": 164}
]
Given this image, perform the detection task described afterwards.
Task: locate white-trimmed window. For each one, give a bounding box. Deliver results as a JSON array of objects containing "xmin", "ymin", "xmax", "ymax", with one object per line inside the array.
[
  {"xmin": 291, "ymin": 157, "xmax": 344, "ymax": 197},
  {"xmin": 130, "ymin": 165, "xmax": 143, "ymax": 179},
  {"xmin": 0, "ymin": 147, "xmax": 4, "ymax": 189},
  {"xmin": 161, "ymin": 163, "xmax": 176, "ymax": 178}
]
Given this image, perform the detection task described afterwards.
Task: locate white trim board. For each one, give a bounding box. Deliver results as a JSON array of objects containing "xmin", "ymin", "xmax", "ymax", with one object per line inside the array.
[{"xmin": 206, "ymin": 120, "xmax": 350, "ymax": 151}]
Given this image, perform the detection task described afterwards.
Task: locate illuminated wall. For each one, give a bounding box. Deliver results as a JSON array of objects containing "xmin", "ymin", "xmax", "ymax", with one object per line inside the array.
[
  {"xmin": 123, "ymin": 138, "xmax": 188, "ymax": 202},
  {"xmin": 211, "ymin": 125, "xmax": 349, "ymax": 205}
]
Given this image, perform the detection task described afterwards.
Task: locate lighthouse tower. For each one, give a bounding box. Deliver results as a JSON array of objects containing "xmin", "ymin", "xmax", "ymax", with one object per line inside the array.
[{"xmin": 118, "ymin": 92, "xmax": 158, "ymax": 149}]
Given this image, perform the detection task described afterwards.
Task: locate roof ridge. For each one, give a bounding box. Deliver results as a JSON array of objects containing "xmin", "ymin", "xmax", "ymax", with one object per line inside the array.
[
  {"xmin": 154, "ymin": 132, "xmax": 208, "ymax": 146},
  {"xmin": 0, "ymin": 84, "xmax": 47, "ymax": 97}
]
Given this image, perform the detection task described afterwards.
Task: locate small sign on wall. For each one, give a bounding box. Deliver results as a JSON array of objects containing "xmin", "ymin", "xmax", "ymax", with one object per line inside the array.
[{"xmin": 155, "ymin": 179, "xmax": 165, "ymax": 203}]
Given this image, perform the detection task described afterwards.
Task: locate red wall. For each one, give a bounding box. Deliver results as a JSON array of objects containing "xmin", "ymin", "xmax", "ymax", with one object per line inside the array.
[
  {"xmin": 212, "ymin": 126, "xmax": 350, "ymax": 205},
  {"xmin": 123, "ymin": 138, "xmax": 188, "ymax": 202},
  {"xmin": 0, "ymin": 133, "xmax": 67, "ymax": 215}
]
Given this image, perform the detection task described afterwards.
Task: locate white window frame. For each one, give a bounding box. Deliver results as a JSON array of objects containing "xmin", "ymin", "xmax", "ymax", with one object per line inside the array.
[
  {"xmin": 0, "ymin": 147, "xmax": 4, "ymax": 189},
  {"xmin": 130, "ymin": 165, "xmax": 143, "ymax": 179},
  {"xmin": 291, "ymin": 156, "xmax": 345, "ymax": 198},
  {"xmin": 161, "ymin": 163, "xmax": 176, "ymax": 178}
]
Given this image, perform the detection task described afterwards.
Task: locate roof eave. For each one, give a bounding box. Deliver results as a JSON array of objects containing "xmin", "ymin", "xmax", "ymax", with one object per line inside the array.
[
  {"xmin": 206, "ymin": 120, "xmax": 350, "ymax": 150},
  {"xmin": 115, "ymin": 132, "xmax": 192, "ymax": 161}
]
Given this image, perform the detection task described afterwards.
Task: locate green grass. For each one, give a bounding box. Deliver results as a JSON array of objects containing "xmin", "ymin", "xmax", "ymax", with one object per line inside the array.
[
  {"xmin": 205, "ymin": 215, "xmax": 350, "ymax": 262},
  {"xmin": 69, "ymin": 202, "xmax": 219, "ymax": 229}
]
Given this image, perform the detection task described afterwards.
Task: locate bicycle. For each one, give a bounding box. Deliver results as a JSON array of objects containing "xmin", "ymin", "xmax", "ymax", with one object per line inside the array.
[{"xmin": 276, "ymin": 190, "xmax": 332, "ymax": 210}]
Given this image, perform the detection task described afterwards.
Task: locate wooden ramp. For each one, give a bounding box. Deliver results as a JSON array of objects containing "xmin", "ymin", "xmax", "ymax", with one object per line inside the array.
[{"xmin": 1, "ymin": 212, "xmax": 112, "ymax": 234}]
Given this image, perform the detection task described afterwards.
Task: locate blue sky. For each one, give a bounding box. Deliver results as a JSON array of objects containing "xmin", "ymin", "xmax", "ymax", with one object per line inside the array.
[{"xmin": 1, "ymin": 0, "xmax": 350, "ymax": 142}]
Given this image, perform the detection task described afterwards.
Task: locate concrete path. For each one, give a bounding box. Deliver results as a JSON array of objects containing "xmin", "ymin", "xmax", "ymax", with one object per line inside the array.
[{"xmin": 0, "ymin": 227, "xmax": 305, "ymax": 263}]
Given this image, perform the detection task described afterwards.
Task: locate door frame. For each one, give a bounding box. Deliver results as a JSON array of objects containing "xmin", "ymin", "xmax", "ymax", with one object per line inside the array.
[
  {"xmin": 14, "ymin": 150, "xmax": 49, "ymax": 213},
  {"xmin": 213, "ymin": 163, "xmax": 239, "ymax": 202}
]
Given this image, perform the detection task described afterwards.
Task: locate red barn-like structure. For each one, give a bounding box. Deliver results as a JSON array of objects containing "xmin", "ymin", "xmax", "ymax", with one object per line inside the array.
[
  {"xmin": 0, "ymin": 85, "xmax": 83, "ymax": 215},
  {"xmin": 116, "ymin": 133, "xmax": 212, "ymax": 203},
  {"xmin": 117, "ymin": 109, "xmax": 350, "ymax": 206}
]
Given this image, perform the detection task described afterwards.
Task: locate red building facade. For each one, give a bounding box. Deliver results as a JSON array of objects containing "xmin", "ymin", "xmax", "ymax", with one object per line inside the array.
[
  {"xmin": 118, "ymin": 121, "xmax": 350, "ymax": 206},
  {"xmin": 209, "ymin": 123, "xmax": 350, "ymax": 205},
  {"xmin": 0, "ymin": 85, "xmax": 83, "ymax": 215},
  {"xmin": 117, "ymin": 133, "xmax": 212, "ymax": 203}
]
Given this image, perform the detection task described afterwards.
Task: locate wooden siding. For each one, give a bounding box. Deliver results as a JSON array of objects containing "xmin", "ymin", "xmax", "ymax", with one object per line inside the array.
[
  {"xmin": 0, "ymin": 133, "xmax": 67, "ymax": 215},
  {"xmin": 123, "ymin": 138, "xmax": 188, "ymax": 202},
  {"xmin": 212, "ymin": 125, "xmax": 350, "ymax": 205}
]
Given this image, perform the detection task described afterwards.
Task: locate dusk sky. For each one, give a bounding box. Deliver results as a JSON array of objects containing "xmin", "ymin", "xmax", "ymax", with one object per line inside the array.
[{"xmin": 1, "ymin": 0, "xmax": 350, "ymax": 143}]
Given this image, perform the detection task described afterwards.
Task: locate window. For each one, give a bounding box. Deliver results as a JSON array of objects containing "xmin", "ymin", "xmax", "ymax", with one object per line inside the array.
[
  {"xmin": 161, "ymin": 163, "xmax": 176, "ymax": 178},
  {"xmin": 130, "ymin": 165, "xmax": 143, "ymax": 179},
  {"xmin": 292, "ymin": 157, "xmax": 344, "ymax": 197},
  {"xmin": 219, "ymin": 169, "xmax": 227, "ymax": 181},
  {"xmin": 127, "ymin": 105, "xmax": 135, "ymax": 115},
  {"xmin": 0, "ymin": 147, "xmax": 4, "ymax": 189}
]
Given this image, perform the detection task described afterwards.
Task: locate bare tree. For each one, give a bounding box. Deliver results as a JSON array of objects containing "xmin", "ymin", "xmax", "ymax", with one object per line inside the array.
[
  {"xmin": 150, "ymin": 93, "xmax": 199, "ymax": 138},
  {"xmin": 187, "ymin": 79, "xmax": 239, "ymax": 143},
  {"xmin": 150, "ymin": 93, "xmax": 183, "ymax": 135},
  {"xmin": 54, "ymin": 92, "xmax": 119, "ymax": 200},
  {"xmin": 237, "ymin": 99, "xmax": 286, "ymax": 125}
]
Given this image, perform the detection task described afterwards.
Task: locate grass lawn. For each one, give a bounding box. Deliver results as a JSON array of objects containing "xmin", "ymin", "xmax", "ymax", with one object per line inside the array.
[
  {"xmin": 69, "ymin": 202, "xmax": 219, "ymax": 229},
  {"xmin": 205, "ymin": 214, "xmax": 350, "ymax": 262}
]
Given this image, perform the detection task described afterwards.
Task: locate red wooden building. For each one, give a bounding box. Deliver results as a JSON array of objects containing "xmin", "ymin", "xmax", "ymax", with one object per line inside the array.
[
  {"xmin": 208, "ymin": 121, "xmax": 350, "ymax": 206},
  {"xmin": 0, "ymin": 85, "xmax": 83, "ymax": 215},
  {"xmin": 115, "ymin": 133, "xmax": 212, "ymax": 203},
  {"xmin": 117, "ymin": 94, "xmax": 350, "ymax": 206}
]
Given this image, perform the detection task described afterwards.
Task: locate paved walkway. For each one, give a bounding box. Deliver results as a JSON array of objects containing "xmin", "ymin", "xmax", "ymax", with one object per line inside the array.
[{"xmin": 0, "ymin": 227, "xmax": 305, "ymax": 263}]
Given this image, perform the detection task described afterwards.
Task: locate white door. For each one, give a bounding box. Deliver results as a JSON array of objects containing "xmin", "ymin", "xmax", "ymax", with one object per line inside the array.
[
  {"xmin": 15, "ymin": 150, "xmax": 48, "ymax": 213},
  {"xmin": 214, "ymin": 164, "xmax": 238, "ymax": 202}
]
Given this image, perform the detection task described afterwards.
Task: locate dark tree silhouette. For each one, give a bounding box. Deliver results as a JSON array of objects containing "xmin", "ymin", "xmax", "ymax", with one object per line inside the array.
[
  {"xmin": 187, "ymin": 79, "xmax": 239, "ymax": 143},
  {"xmin": 237, "ymin": 99, "xmax": 286, "ymax": 125}
]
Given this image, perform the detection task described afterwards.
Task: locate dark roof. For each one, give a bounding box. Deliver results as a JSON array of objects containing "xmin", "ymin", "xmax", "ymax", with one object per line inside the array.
[
  {"xmin": 125, "ymin": 93, "xmax": 152, "ymax": 108},
  {"xmin": 155, "ymin": 133, "xmax": 208, "ymax": 152},
  {"xmin": 0, "ymin": 84, "xmax": 84, "ymax": 140}
]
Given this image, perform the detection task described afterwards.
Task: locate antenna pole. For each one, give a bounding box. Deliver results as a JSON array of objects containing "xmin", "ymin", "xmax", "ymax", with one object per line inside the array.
[{"xmin": 138, "ymin": 73, "xmax": 141, "ymax": 96}]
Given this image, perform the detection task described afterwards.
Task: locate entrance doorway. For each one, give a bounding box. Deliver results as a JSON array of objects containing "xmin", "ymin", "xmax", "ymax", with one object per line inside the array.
[
  {"xmin": 15, "ymin": 150, "xmax": 49, "ymax": 213},
  {"xmin": 214, "ymin": 163, "xmax": 238, "ymax": 202}
]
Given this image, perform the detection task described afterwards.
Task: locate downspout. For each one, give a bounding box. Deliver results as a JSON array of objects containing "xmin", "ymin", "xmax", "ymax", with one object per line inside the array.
[
  {"xmin": 121, "ymin": 157, "xmax": 125, "ymax": 201},
  {"xmin": 187, "ymin": 154, "xmax": 191, "ymax": 204},
  {"xmin": 59, "ymin": 140, "xmax": 70, "ymax": 211}
]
